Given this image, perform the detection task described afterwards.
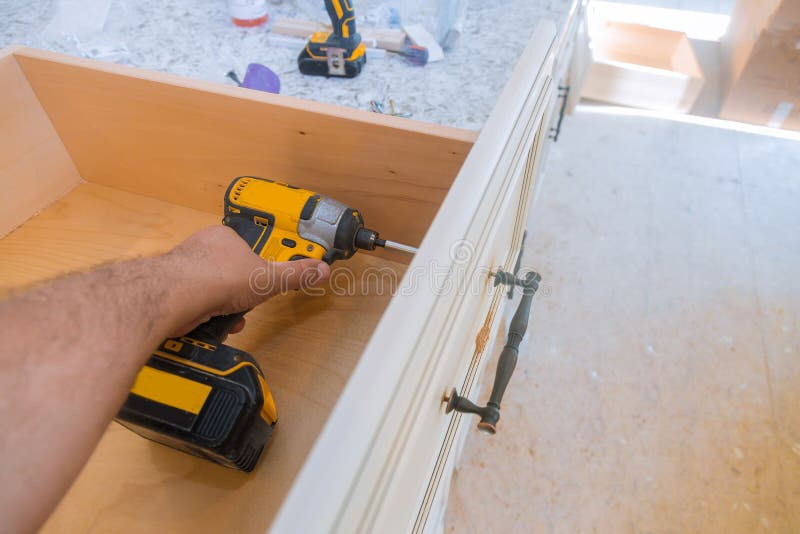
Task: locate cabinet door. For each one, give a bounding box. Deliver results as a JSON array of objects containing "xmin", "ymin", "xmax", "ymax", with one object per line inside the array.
[{"xmin": 272, "ymin": 21, "xmax": 558, "ymax": 534}]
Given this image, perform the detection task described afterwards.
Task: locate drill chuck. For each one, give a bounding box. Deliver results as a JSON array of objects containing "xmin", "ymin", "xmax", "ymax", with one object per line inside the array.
[
  {"xmin": 354, "ymin": 227, "xmax": 382, "ymax": 251},
  {"xmin": 354, "ymin": 228, "xmax": 420, "ymax": 255}
]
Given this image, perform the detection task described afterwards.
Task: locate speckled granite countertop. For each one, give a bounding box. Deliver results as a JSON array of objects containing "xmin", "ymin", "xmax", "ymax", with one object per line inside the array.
[{"xmin": 1, "ymin": 0, "xmax": 571, "ymax": 130}]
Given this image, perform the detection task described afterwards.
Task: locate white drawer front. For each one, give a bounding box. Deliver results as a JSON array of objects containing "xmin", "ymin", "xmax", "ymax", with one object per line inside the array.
[
  {"xmin": 418, "ymin": 86, "xmax": 556, "ymax": 533},
  {"xmin": 272, "ymin": 22, "xmax": 558, "ymax": 534}
]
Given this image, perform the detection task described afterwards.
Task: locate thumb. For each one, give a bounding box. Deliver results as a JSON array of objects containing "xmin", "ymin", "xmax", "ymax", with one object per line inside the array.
[{"xmin": 249, "ymin": 259, "xmax": 330, "ymax": 303}]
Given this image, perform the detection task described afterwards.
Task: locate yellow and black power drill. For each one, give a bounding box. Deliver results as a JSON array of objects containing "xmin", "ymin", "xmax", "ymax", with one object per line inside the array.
[
  {"xmin": 116, "ymin": 176, "xmax": 414, "ymax": 472},
  {"xmin": 298, "ymin": 0, "xmax": 366, "ymax": 77}
]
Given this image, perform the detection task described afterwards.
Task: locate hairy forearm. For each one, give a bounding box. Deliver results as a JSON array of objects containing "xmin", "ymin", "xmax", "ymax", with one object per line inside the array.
[
  {"xmin": 0, "ymin": 251, "xmax": 213, "ymax": 533},
  {"xmin": 0, "ymin": 225, "xmax": 328, "ymax": 533}
]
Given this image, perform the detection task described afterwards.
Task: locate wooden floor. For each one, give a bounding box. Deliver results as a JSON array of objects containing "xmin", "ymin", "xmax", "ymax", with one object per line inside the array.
[{"xmin": 447, "ymin": 108, "xmax": 800, "ymax": 532}]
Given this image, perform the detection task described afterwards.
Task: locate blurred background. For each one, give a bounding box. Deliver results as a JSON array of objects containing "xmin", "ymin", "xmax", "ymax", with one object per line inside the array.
[{"xmin": 3, "ymin": 0, "xmax": 795, "ymax": 131}]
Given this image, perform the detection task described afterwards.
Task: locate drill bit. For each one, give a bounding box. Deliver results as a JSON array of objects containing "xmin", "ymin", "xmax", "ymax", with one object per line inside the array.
[
  {"xmin": 356, "ymin": 229, "xmax": 417, "ymax": 255},
  {"xmin": 381, "ymin": 240, "xmax": 418, "ymax": 255}
]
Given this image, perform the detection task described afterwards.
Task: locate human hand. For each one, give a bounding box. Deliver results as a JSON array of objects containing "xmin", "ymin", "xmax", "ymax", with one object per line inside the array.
[
  {"xmin": 165, "ymin": 226, "xmax": 330, "ymax": 336},
  {"xmin": 0, "ymin": 225, "xmax": 332, "ymax": 533}
]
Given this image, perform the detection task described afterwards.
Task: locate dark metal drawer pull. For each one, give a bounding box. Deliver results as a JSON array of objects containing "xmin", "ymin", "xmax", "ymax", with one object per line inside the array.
[
  {"xmin": 444, "ymin": 270, "xmax": 541, "ymax": 434},
  {"xmin": 548, "ymin": 85, "xmax": 570, "ymax": 142}
]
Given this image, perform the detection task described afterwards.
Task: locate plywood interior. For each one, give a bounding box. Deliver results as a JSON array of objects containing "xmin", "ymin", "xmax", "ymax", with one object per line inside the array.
[
  {"xmin": 593, "ymin": 21, "xmax": 701, "ymax": 77},
  {"xmin": 0, "ymin": 51, "xmax": 81, "ymax": 238},
  {"xmin": 0, "ymin": 47, "xmax": 476, "ymax": 532},
  {"xmin": 583, "ymin": 21, "xmax": 704, "ymax": 113},
  {"xmin": 13, "ymin": 48, "xmax": 476, "ymax": 253}
]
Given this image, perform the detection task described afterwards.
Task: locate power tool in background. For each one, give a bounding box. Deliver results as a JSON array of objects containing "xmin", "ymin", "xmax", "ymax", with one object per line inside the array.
[
  {"xmin": 298, "ymin": 0, "xmax": 366, "ymax": 77},
  {"xmin": 116, "ymin": 176, "xmax": 415, "ymax": 472}
]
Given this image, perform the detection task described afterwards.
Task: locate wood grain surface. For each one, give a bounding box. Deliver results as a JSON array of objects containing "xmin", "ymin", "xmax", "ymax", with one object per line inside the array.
[
  {"xmin": 13, "ymin": 48, "xmax": 476, "ymax": 252},
  {"xmin": 0, "ymin": 49, "xmax": 81, "ymax": 238}
]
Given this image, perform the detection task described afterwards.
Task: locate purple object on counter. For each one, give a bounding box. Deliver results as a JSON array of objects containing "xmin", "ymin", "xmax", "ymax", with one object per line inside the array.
[{"xmin": 241, "ymin": 63, "xmax": 280, "ymax": 94}]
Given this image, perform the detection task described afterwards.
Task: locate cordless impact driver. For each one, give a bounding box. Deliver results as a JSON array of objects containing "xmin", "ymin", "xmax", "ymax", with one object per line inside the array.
[{"xmin": 116, "ymin": 176, "xmax": 414, "ymax": 471}]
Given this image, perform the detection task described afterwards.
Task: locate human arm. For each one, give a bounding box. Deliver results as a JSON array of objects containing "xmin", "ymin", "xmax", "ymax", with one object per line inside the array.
[{"xmin": 0, "ymin": 225, "xmax": 329, "ymax": 533}]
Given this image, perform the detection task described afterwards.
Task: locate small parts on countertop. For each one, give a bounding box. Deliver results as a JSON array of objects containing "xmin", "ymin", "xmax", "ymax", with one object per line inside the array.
[
  {"xmin": 370, "ymin": 98, "xmax": 411, "ymax": 118},
  {"xmin": 230, "ymin": 4, "xmax": 453, "ymax": 81},
  {"xmin": 227, "ymin": 63, "xmax": 281, "ymax": 93},
  {"xmin": 228, "ymin": 0, "xmax": 268, "ymax": 27}
]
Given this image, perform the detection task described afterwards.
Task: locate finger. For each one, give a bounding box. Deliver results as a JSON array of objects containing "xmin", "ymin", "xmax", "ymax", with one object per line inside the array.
[
  {"xmin": 229, "ymin": 317, "xmax": 246, "ymax": 334},
  {"xmin": 295, "ymin": 260, "xmax": 330, "ymax": 291},
  {"xmin": 251, "ymin": 259, "xmax": 330, "ymax": 300}
]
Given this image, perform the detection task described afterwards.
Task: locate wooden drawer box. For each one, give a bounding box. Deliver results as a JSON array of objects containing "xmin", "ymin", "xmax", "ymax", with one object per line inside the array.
[
  {"xmin": 0, "ymin": 20, "xmax": 557, "ymax": 533},
  {"xmin": 582, "ymin": 21, "xmax": 704, "ymax": 113}
]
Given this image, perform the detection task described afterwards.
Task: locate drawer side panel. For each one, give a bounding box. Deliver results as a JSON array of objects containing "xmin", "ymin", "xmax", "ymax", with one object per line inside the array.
[
  {"xmin": 14, "ymin": 49, "xmax": 476, "ymax": 249},
  {"xmin": 0, "ymin": 49, "xmax": 81, "ymax": 237}
]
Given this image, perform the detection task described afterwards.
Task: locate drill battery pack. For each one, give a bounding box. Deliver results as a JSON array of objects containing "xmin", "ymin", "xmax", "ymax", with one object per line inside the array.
[
  {"xmin": 298, "ymin": 31, "xmax": 366, "ymax": 78},
  {"xmin": 116, "ymin": 333, "xmax": 277, "ymax": 472}
]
